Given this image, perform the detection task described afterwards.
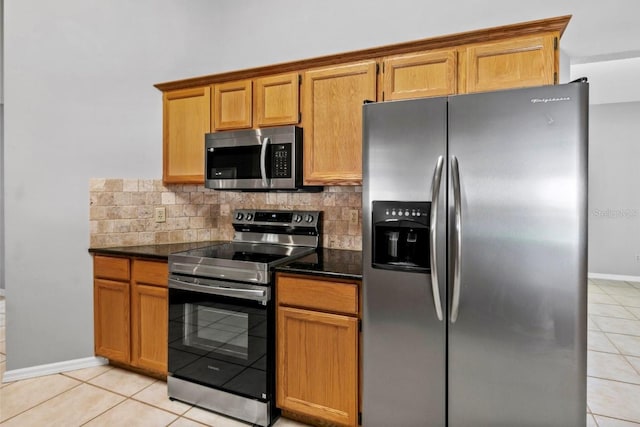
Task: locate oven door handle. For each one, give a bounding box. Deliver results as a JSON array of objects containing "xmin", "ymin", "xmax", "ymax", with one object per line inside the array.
[
  {"xmin": 260, "ymin": 136, "xmax": 271, "ymax": 187},
  {"xmin": 169, "ymin": 278, "xmax": 269, "ymax": 302}
]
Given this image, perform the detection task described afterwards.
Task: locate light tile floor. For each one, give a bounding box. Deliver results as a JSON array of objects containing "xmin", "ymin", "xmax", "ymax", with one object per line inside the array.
[
  {"xmin": 1, "ymin": 279, "xmax": 640, "ymax": 426},
  {"xmin": 587, "ymin": 279, "xmax": 640, "ymax": 427}
]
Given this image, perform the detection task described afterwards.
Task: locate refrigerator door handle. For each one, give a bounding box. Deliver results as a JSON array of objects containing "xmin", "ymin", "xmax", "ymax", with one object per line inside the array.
[
  {"xmin": 451, "ymin": 155, "xmax": 462, "ymax": 323},
  {"xmin": 430, "ymin": 156, "xmax": 444, "ymax": 321}
]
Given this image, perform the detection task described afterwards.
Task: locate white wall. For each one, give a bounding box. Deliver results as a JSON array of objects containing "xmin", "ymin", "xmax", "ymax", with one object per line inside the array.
[
  {"xmin": 586, "ymin": 102, "xmax": 640, "ymax": 276},
  {"xmin": 4, "ymin": 0, "xmax": 227, "ymax": 370},
  {"xmin": 572, "ymin": 58, "xmax": 640, "ymax": 105},
  {"xmin": 571, "ymin": 59, "xmax": 640, "ymax": 278},
  {"xmin": 0, "ymin": 103, "xmax": 3, "ymax": 293},
  {"xmin": 559, "ymin": 49, "xmax": 571, "ymax": 83},
  {"xmin": 1, "ymin": 0, "xmax": 4, "ymax": 292},
  {"xmin": 1, "ymin": 0, "xmax": 3, "ymax": 104},
  {"xmin": 5, "ymin": 0, "xmax": 638, "ymax": 373}
]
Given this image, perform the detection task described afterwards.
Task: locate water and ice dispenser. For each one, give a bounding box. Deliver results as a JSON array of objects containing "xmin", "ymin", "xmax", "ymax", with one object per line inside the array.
[{"xmin": 372, "ymin": 201, "xmax": 431, "ymax": 272}]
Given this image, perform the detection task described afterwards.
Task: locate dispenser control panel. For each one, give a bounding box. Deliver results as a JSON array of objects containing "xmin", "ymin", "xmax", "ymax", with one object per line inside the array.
[
  {"xmin": 372, "ymin": 201, "xmax": 430, "ymax": 225},
  {"xmin": 382, "ymin": 206, "xmax": 425, "ymax": 218}
]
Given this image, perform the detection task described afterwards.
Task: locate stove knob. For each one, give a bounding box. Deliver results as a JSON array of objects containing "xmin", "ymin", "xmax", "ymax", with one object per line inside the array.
[
  {"xmin": 294, "ymin": 214, "xmax": 303, "ymax": 223},
  {"xmin": 246, "ymin": 213, "xmax": 253, "ymax": 221},
  {"xmin": 305, "ymin": 214, "xmax": 314, "ymax": 223},
  {"xmin": 235, "ymin": 212, "xmax": 244, "ymax": 221}
]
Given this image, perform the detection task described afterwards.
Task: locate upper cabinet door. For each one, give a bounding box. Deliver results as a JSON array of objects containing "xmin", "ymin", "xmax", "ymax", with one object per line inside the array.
[
  {"xmin": 213, "ymin": 80, "xmax": 253, "ymax": 130},
  {"xmin": 462, "ymin": 33, "xmax": 557, "ymax": 94},
  {"xmin": 254, "ymin": 73, "xmax": 300, "ymax": 127},
  {"xmin": 163, "ymin": 86, "xmax": 210, "ymax": 184},
  {"xmin": 382, "ymin": 50, "xmax": 457, "ymax": 100},
  {"xmin": 302, "ymin": 61, "xmax": 377, "ymax": 185}
]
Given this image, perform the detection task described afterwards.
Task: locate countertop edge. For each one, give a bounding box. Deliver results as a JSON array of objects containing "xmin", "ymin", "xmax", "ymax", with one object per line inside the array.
[
  {"xmin": 88, "ymin": 241, "xmax": 225, "ymax": 260},
  {"xmin": 275, "ymin": 266, "xmax": 362, "ymax": 281},
  {"xmin": 89, "ymin": 247, "xmax": 169, "ymax": 260}
]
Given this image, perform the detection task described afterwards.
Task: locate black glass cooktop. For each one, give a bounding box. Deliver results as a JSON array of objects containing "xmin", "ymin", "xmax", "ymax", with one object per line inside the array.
[{"xmin": 176, "ymin": 242, "xmax": 310, "ymax": 265}]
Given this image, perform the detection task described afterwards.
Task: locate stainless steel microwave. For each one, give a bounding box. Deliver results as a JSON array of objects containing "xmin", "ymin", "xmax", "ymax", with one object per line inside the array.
[{"xmin": 205, "ymin": 126, "xmax": 317, "ymax": 191}]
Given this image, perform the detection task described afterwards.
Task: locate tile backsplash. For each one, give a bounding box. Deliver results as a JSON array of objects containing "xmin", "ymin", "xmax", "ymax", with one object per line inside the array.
[{"xmin": 89, "ymin": 179, "xmax": 362, "ymax": 250}]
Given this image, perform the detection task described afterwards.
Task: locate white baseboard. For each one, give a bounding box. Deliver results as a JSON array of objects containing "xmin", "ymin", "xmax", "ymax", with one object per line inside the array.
[
  {"xmin": 588, "ymin": 272, "xmax": 640, "ymax": 283},
  {"xmin": 2, "ymin": 356, "xmax": 108, "ymax": 383}
]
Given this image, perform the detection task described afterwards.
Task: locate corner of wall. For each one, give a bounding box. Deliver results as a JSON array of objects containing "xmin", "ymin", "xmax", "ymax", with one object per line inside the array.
[
  {"xmin": 558, "ymin": 49, "xmax": 571, "ymax": 84},
  {"xmin": 570, "ymin": 57, "xmax": 640, "ymax": 104}
]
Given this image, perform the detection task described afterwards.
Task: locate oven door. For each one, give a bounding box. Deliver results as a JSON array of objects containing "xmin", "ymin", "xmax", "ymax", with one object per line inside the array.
[{"xmin": 168, "ymin": 274, "xmax": 273, "ymax": 402}]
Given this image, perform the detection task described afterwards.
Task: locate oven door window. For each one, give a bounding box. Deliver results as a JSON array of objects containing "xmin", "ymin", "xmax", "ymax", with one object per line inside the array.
[{"xmin": 168, "ymin": 288, "xmax": 270, "ymax": 401}]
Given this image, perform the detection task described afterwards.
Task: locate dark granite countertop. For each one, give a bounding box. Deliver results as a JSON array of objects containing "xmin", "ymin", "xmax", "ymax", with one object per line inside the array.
[
  {"xmin": 276, "ymin": 248, "xmax": 362, "ymax": 280},
  {"xmin": 88, "ymin": 241, "xmax": 224, "ymax": 260},
  {"xmin": 89, "ymin": 242, "xmax": 363, "ymax": 280}
]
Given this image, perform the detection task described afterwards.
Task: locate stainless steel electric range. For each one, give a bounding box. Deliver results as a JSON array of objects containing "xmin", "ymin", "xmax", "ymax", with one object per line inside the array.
[{"xmin": 167, "ymin": 209, "xmax": 321, "ymax": 427}]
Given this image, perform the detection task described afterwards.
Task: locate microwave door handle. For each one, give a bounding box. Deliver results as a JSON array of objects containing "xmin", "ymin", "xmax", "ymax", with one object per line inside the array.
[{"xmin": 260, "ymin": 137, "xmax": 270, "ymax": 187}]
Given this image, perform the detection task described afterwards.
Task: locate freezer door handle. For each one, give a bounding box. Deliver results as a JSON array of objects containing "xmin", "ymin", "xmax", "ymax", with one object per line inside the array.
[
  {"xmin": 451, "ymin": 155, "xmax": 462, "ymax": 323},
  {"xmin": 430, "ymin": 155, "xmax": 444, "ymax": 321}
]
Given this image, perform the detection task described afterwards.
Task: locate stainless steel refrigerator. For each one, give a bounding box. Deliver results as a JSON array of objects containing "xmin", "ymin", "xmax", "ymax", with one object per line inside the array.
[{"xmin": 362, "ymin": 82, "xmax": 588, "ymax": 427}]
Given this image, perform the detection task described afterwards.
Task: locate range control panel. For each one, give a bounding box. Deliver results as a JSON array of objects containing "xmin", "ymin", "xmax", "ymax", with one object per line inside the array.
[{"xmin": 232, "ymin": 209, "xmax": 321, "ymax": 228}]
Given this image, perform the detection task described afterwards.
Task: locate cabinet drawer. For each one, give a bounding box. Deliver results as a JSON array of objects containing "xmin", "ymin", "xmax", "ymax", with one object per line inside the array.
[
  {"xmin": 277, "ymin": 274, "xmax": 359, "ymax": 315},
  {"xmin": 133, "ymin": 260, "xmax": 169, "ymax": 287},
  {"xmin": 94, "ymin": 255, "xmax": 130, "ymax": 281}
]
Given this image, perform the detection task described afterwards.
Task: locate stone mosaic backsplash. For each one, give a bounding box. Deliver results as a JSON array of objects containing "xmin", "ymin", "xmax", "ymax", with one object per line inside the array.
[{"xmin": 89, "ymin": 179, "xmax": 362, "ymax": 250}]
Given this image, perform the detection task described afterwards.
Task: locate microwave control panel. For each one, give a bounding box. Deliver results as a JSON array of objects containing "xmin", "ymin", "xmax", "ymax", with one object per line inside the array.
[{"xmin": 271, "ymin": 144, "xmax": 291, "ymax": 178}]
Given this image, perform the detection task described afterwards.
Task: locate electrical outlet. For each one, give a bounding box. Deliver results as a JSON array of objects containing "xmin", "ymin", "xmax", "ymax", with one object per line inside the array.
[
  {"xmin": 349, "ymin": 209, "xmax": 359, "ymax": 226},
  {"xmin": 155, "ymin": 207, "xmax": 166, "ymax": 223}
]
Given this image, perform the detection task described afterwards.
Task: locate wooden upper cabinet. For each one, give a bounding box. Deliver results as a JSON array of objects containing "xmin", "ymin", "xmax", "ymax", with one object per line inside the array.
[
  {"xmin": 461, "ymin": 33, "xmax": 558, "ymax": 94},
  {"xmin": 156, "ymin": 17, "xmax": 569, "ymax": 185},
  {"xmin": 302, "ymin": 61, "xmax": 377, "ymax": 185},
  {"xmin": 163, "ymin": 86, "xmax": 210, "ymax": 184},
  {"xmin": 382, "ymin": 50, "xmax": 457, "ymax": 100},
  {"xmin": 254, "ymin": 73, "xmax": 300, "ymax": 127},
  {"xmin": 213, "ymin": 80, "xmax": 253, "ymax": 130}
]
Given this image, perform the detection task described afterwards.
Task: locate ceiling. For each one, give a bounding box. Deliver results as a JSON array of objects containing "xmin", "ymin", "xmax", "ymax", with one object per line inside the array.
[
  {"xmin": 431, "ymin": 1, "xmax": 640, "ymax": 64},
  {"xmin": 208, "ymin": 1, "xmax": 640, "ymax": 70}
]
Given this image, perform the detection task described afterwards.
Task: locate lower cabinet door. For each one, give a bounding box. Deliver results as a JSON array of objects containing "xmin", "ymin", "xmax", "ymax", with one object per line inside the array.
[
  {"xmin": 94, "ymin": 279, "xmax": 130, "ymax": 363},
  {"xmin": 277, "ymin": 306, "xmax": 358, "ymax": 426},
  {"xmin": 131, "ymin": 283, "xmax": 168, "ymax": 374}
]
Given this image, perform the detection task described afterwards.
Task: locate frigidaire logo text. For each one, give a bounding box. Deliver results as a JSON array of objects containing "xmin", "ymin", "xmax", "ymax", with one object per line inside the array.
[{"xmin": 530, "ymin": 97, "xmax": 571, "ymax": 104}]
